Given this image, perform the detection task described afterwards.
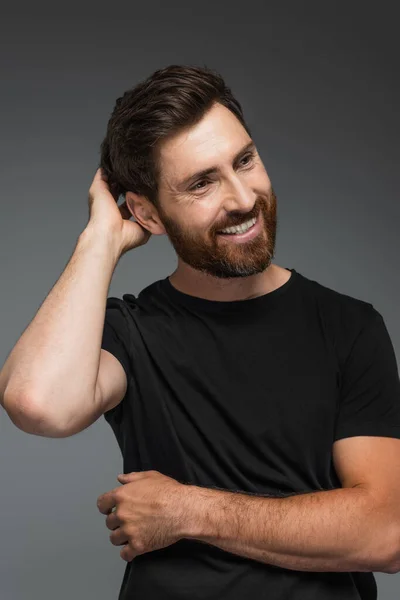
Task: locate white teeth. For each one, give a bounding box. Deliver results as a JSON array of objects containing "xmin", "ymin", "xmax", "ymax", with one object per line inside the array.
[{"xmin": 219, "ymin": 216, "xmax": 256, "ymax": 234}]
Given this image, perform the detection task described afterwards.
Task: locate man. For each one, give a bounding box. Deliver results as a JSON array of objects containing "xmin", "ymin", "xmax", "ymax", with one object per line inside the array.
[{"xmin": 2, "ymin": 64, "xmax": 400, "ymax": 600}]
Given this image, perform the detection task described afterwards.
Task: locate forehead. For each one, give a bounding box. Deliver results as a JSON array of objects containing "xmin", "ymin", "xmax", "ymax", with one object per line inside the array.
[{"xmin": 158, "ymin": 103, "xmax": 250, "ymax": 187}]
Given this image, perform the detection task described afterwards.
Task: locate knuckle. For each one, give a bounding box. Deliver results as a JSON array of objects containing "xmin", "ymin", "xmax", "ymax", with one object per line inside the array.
[
  {"xmin": 113, "ymin": 506, "xmax": 122, "ymax": 519},
  {"xmin": 115, "ymin": 490, "xmax": 124, "ymax": 503},
  {"xmin": 132, "ymin": 538, "xmax": 145, "ymax": 553}
]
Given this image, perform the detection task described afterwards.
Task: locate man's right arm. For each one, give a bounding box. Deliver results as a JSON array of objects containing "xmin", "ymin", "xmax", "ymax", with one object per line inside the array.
[{"xmin": 0, "ymin": 226, "xmax": 125, "ymax": 437}]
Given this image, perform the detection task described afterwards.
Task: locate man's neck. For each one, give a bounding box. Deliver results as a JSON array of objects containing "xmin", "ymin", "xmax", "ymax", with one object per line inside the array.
[{"xmin": 168, "ymin": 263, "xmax": 292, "ymax": 302}]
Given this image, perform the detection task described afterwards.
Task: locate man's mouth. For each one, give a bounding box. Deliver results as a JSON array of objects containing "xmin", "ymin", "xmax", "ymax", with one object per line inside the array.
[
  {"xmin": 217, "ymin": 215, "xmax": 257, "ymax": 236},
  {"xmin": 216, "ymin": 213, "xmax": 262, "ymax": 243}
]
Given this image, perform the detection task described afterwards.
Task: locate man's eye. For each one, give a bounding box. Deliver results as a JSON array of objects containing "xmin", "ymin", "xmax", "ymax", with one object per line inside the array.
[
  {"xmin": 239, "ymin": 153, "xmax": 254, "ymax": 166},
  {"xmin": 188, "ymin": 154, "xmax": 254, "ymax": 193},
  {"xmin": 189, "ymin": 180, "xmax": 209, "ymax": 192}
]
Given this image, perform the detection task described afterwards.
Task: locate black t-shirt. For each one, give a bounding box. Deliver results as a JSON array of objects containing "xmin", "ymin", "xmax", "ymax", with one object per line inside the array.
[{"xmin": 101, "ymin": 267, "xmax": 400, "ymax": 600}]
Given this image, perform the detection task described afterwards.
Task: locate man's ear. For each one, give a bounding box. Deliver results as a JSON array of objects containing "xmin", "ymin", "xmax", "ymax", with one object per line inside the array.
[{"xmin": 125, "ymin": 191, "xmax": 166, "ymax": 235}]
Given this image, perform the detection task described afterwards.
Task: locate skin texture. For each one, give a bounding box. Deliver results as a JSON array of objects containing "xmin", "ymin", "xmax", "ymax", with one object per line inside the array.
[
  {"xmin": 96, "ymin": 469, "xmax": 396, "ymax": 572},
  {"xmin": 97, "ymin": 471, "xmax": 187, "ymax": 562},
  {"xmin": 124, "ymin": 101, "xmax": 292, "ymax": 301},
  {"xmin": 96, "ymin": 103, "xmax": 297, "ymax": 564},
  {"xmin": 96, "ymin": 103, "xmax": 400, "ymax": 574}
]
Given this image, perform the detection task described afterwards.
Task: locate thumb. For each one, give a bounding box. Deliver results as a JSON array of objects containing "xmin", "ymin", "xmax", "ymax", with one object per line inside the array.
[{"xmin": 117, "ymin": 472, "xmax": 139, "ymax": 482}]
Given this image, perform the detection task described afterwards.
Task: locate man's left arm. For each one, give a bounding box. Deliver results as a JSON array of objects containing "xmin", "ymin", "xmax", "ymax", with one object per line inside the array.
[
  {"xmin": 180, "ymin": 483, "xmax": 399, "ymax": 574},
  {"xmin": 179, "ymin": 310, "xmax": 400, "ymax": 575}
]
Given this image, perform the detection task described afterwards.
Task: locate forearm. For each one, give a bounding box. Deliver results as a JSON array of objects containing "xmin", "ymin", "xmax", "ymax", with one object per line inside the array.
[
  {"xmin": 182, "ymin": 485, "xmax": 394, "ymax": 573},
  {"xmin": 1, "ymin": 227, "xmax": 120, "ymax": 432}
]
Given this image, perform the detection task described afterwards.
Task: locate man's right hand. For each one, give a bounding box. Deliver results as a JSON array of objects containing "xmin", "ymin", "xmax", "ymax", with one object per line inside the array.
[{"xmin": 86, "ymin": 167, "xmax": 152, "ymax": 257}]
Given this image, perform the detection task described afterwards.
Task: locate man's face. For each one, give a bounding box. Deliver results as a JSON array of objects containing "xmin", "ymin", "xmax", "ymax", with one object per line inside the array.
[{"xmin": 155, "ymin": 102, "xmax": 277, "ymax": 279}]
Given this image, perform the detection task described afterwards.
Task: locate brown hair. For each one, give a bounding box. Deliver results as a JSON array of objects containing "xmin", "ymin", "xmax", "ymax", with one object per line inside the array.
[{"xmin": 99, "ymin": 64, "xmax": 252, "ymax": 207}]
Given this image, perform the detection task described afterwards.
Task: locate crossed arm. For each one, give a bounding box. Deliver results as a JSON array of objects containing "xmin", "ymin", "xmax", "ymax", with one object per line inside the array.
[
  {"xmin": 181, "ymin": 484, "xmax": 396, "ymax": 573},
  {"xmin": 180, "ymin": 437, "xmax": 400, "ymax": 574}
]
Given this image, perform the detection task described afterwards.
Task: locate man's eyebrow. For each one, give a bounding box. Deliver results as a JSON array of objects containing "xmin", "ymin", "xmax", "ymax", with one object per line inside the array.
[{"xmin": 176, "ymin": 140, "xmax": 257, "ymax": 190}]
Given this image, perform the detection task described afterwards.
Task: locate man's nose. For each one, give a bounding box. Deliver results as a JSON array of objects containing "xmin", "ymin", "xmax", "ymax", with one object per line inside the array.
[{"xmin": 222, "ymin": 177, "xmax": 256, "ymax": 214}]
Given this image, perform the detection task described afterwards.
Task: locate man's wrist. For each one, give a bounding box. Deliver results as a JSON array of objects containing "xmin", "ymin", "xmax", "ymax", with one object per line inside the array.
[
  {"xmin": 79, "ymin": 225, "xmax": 122, "ymax": 266},
  {"xmin": 178, "ymin": 484, "xmax": 228, "ymax": 541}
]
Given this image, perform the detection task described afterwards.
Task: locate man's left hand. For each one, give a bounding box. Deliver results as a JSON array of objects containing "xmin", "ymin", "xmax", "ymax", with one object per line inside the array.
[{"xmin": 96, "ymin": 470, "xmax": 190, "ymax": 562}]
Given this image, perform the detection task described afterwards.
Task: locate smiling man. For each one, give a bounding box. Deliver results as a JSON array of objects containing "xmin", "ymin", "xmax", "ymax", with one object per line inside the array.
[
  {"xmin": 151, "ymin": 102, "xmax": 280, "ymax": 289},
  {"xmin": 2, "ymin": 64, "xmax": 400, "ymax": 600},
  {"xmin": 96, "ymin": 65, "xmax": 400, "ymax": 600}
]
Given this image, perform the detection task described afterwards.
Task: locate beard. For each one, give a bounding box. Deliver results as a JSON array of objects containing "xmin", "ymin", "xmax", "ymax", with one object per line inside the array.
[{"xmin": 157, "ymin": 188, "xmax": 277, "ymax": 279}]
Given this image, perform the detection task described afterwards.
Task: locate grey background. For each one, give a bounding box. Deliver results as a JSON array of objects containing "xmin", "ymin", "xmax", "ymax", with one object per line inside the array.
[{"xmin": 1, "ymin": 3, "xmax": 399, "ymax": 598}]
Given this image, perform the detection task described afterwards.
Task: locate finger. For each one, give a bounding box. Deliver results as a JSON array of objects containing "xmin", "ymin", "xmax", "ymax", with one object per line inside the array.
[
  {"xmin": 97, "ymin": 491, "xmax": 118, "ymax": 514},
  {"xmin": 105, "ymin": 511, "xmax": 120, "ymax": 531},
  {"xmin": 93, "ymin": 167, "xmax": 106, "ymax": 182},
  {"xmin": 120, "ymin": 544, "xmax": 135, "ymax": 562},
  {"xmin": 117, "ymin": 471, "xmax": 146, "ymax": 483},
  {"xmin": 110, "ymin": 527, "xmax": 129, "ymax": 547},
  {"xmin": 118, "ymin": 201, "xmax": 132, "ymax": 220}
]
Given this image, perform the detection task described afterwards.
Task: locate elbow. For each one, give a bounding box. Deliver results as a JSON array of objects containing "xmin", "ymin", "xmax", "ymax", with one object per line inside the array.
[
  {"xmin": 351, "ymin": 490, "xmax": 400, "ymax": 574},
  {"xmin": 378, "ymin": 528, "xmax": 400, "ymax": 574},
  {"xmin": 3, "ymin": 388, "xmax": 37, "ymax": 430},
  {"xmin": 367, "ymin": 523, "xmax": 400, "ymax": 574},
  {"xmin": 3, "ymin": 389, "xmax": 62, "ymax": 437}
]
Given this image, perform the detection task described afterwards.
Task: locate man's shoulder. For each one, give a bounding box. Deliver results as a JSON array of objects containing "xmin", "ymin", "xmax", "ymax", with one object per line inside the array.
[{"xmin": 297, "ymin": 269, "xmax": 377, "ymax": 331}]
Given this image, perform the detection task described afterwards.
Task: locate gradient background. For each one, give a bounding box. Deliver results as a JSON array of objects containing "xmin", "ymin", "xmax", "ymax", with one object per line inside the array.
[{"xmin": 1, "ymin": 3, "xmax": 399, "ymax": 599}]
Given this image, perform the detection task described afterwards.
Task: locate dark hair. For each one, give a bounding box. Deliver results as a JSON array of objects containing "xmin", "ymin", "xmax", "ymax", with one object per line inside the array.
[{"xmin": 99, "ymin": 64, "xmax": 252, "ymax": 207}]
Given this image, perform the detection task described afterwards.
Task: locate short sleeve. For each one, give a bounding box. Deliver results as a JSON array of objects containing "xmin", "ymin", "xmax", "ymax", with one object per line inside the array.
[
  {"xmin": 101, "ymin": 299, "xmax": 133, "ymax": 422},
  {"xmin": 101, "ymin": 306, "xmax": 131, "ymax": 382},
  {"xmin": 334, "ymin": 309, "xmax": 400, "ymax": 441}
]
